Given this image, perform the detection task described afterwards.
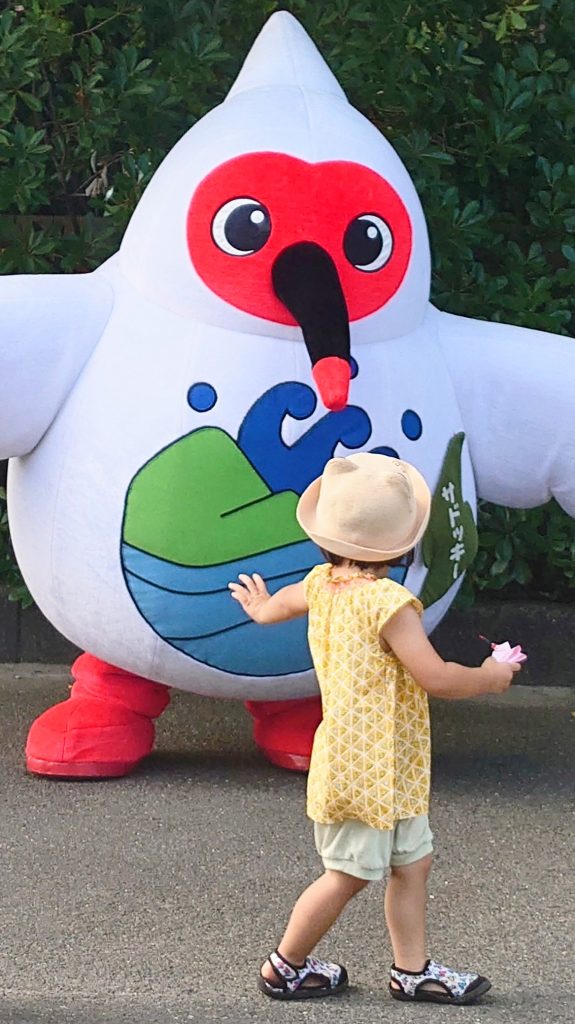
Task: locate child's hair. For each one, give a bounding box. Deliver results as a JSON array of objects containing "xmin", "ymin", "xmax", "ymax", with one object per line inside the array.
[{"xmin": 320, "ymin": 548, "xmax": 413, "ymax": 571}]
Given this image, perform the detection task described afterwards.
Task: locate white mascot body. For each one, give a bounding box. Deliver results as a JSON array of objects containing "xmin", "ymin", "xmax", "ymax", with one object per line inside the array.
[{"xmin": 1, "ymin": 13, "xmax": 574, "ymax": 777}]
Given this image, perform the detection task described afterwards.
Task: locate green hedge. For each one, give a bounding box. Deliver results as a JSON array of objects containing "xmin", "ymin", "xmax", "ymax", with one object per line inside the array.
[{"xmin": 1, "ymin": 0, "xmax": 575, "ymax": 605}]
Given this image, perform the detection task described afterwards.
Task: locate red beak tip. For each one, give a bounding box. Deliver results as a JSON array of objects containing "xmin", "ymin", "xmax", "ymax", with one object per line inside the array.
[
  {"xmin": 326, "ymin": 396, "xmax": 347, "ymax": 413},
  {"xmin": 312, "ymin": 357, "xmax": 351, "ymax": 412}
]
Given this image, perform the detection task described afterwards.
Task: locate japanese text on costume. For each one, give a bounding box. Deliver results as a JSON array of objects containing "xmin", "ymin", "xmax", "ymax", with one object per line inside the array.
[{"xmin": 442, "ymin": 481, "xmax": 466, "ymax": 580}]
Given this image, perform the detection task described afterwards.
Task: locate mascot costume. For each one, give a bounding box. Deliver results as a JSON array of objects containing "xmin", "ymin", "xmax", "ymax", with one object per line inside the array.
[{"xmin": 1, "ymin": 13, "xmax": 574, "ymax": 778}]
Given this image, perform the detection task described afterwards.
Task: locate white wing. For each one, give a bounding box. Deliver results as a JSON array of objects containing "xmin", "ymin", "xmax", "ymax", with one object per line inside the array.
[
  {"xmin": 0, "ymin": 268, "xmax": 114, "ymax": 457},
  {"xmin": 434, "ymin": 307, "xmax": 575, "ymax": 515}
]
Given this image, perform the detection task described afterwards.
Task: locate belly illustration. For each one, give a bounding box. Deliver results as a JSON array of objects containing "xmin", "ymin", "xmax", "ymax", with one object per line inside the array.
[{"xmin": 121, "ymin": 377, "xmax": 469, "ymax": 676}]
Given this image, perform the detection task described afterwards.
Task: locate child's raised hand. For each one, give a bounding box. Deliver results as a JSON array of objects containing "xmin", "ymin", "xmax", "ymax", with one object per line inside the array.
[
  {"xmin": 228, "ymin": 573, "xmax": 271, "ymax": 623},
  {"xmin": 480, "ymin": 656, "xmax": 522, "ymax": 693}
]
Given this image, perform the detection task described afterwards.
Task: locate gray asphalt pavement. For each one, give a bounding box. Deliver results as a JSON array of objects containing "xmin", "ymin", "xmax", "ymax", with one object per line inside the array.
[{"xmin": 0, "ymin": 665, "xmax": 573, "ymax": 1024}]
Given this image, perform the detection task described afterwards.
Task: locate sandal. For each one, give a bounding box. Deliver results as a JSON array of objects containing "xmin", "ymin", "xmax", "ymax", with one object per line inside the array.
[
  {"xmin": 389, "ymin": 959, "xmax": 492, "ymax": 1005},
  {"xmin": 258, "ymin": 948, "xmax": 349, "ymax": 1000}
]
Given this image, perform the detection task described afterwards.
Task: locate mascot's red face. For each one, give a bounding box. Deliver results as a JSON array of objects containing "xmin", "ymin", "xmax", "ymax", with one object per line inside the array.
[{"xmin": 187, "ymin": 152, "xmax": 413, "ymax": 411}]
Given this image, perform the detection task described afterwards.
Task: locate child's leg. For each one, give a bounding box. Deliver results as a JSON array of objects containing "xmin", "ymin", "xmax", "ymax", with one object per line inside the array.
[
  {"xmin": 385, "ymin": 846, "xmax": 491, "ymax": 1004},
  {"xmin": 261, "ymin": 869, "xmax": 367, "ymax": 987},
  {"xmin": 385, "ymin": 853, "xmax": 446, "ymax": 995},
  {"xmin": 384, "ymin": 853, "xmax": 432, "ymax": 973}
]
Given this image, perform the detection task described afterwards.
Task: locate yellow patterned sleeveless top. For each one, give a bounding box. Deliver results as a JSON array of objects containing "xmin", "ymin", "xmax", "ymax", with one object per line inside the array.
[{"xmin": 305, "ymin": 564, "xmax": 430, "ymax": 830}]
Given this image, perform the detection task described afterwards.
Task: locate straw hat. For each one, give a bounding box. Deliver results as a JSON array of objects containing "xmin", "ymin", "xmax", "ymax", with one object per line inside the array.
[{"xmin": 296, "ymin": 452, "xmax": 431, "ymax": 561}]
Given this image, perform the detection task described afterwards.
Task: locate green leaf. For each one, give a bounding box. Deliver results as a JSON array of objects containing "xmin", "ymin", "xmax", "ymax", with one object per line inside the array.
[
  {"xmin": 425, "ymin": 150, "xmax": 455, "ymax": 163},
  {"xmin": 495, "ymin": 16, "xmax": 508, "ymax": 42},
  {"xmin": 18, "ymin": 92, "xmax": 43, "ymax": 112},
  {"xmin": 509, "ymin": 11, "xmax": 527, "ymax": 30},
  {"xmin": 420, "ymin": 433, "xmax": 478, "ymax": 608}
]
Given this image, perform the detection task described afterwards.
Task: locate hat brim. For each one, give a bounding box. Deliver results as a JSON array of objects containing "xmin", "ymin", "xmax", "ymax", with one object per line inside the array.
[{"xmin": 296, "ymin": 462, "xmax": 431, "ymax": 562}]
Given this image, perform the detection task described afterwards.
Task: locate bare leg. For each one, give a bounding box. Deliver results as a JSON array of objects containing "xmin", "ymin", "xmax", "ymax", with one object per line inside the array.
[
  {"xmin": 385, "ymin": 854, "xmax": 443, "ymax": 992},
  {"xmin": 261, "ymin": 869, "xmax": 368, "ymax": 988}
]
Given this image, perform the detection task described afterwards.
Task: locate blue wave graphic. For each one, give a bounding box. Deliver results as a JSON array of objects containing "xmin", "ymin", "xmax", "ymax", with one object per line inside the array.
[
  {"xmin": 122, "ymin": 541, "xmax": 318, "ymax": 594},
  {"xmin": 121, "ymin": 540, "xmax": 320, "ymax": 676}
]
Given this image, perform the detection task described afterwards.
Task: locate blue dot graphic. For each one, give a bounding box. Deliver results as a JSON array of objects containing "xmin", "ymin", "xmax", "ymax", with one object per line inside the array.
[
  {"xmin": 371, "ymin": 446, "xmax": 400, "ymax": 458},
  {"xmin": 401, "ymin": 409, "xmax": 422, "ymax": 441},
  {"xmin": 350, "ymin": 357, "xmax": 359, "ymax": 379},
  {"xmin": 188, "ymin": 382, "xmax": 217, "ymax": 413}
]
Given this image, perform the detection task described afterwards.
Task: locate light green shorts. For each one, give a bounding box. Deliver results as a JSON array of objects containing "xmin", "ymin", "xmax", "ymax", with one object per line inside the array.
[{"xmin": 314, "ymin": 815, "xmax": 433, "ymax": 881}]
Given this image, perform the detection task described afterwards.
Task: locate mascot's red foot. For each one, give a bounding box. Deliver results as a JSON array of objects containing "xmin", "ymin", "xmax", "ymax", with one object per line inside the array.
[
  {"xmin": 26, "ymin": 653, "xmax": 171, "ymax": 779},
  {"xmin": 245, "ymin": 696, "xmax": 322, "ymax": 771}
]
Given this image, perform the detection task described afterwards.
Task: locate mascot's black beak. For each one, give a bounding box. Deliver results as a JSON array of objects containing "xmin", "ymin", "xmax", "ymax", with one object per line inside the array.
[{"xmin": 272, "ymin": 242, "xmax": 351, "ymax": 411}]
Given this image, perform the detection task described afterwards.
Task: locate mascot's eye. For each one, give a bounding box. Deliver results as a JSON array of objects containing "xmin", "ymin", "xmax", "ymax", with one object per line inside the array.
[
  {"xmin": 344, "ymin": 214, "xmax": 393, "ymax": 272},
  {"xmin": 211, "ymin": 198, "xmax": 271, "ymax": 256}
]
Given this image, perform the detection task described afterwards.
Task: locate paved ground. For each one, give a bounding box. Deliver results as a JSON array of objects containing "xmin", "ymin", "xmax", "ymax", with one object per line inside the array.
[{"xmin": 0, "ymin": 666, "xmax": 573, "ymax": 1024}]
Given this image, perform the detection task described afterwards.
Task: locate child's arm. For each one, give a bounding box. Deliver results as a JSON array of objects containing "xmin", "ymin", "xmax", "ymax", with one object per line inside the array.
[
  {"xmin": 381, "ymin": 605, "xmax": 521, "ymax": 698},
  {"xmin": 228, "ymin": 573, "xmax": 308, "ymax": 624}
]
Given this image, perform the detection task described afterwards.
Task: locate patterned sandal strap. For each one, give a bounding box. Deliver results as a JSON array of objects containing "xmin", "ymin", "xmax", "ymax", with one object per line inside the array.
[
  {"xmin": 305, "ymin": 954, "xmax": 346, "ymax": 990},
  {"xmin": 268, "ymin": 950, "xmax": 302, "ymax": 991},
  {"xmin": 391, "ymin": 959, "xmax": 480, "ymax": 998},
  {"xmin": 269, "ymin": 950, "xmax": 344, "ymax": 993}
]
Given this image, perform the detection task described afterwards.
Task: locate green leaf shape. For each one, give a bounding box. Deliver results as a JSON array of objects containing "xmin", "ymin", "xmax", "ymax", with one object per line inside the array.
[
  {"xmin": 420, "ymin": 433, "xmax": 478, "ymax": 608},
  {"xmin": 123, "ymin": 427, "xmax": 306, "ymax": 567}
]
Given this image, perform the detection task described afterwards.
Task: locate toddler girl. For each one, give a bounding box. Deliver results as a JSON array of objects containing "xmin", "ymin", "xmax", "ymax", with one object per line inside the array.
[{"xmin": 229, "ymin": 453, "xmax": 520, "ymax": 1005}]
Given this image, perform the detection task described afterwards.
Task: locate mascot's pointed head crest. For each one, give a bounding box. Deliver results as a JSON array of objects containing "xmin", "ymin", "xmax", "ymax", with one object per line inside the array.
[{"xmin": 226, "ymin": 10, "xmax": 346, "ymax": 101}]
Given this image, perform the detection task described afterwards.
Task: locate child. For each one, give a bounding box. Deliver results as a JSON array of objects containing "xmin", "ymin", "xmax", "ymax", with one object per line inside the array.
[{"xmin": 229, "ymin": 453, "xmax": 521, "ymax": 1005}]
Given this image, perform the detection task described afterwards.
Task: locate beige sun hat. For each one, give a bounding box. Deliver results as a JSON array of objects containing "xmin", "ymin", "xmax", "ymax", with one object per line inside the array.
[{"xmin": 296, "ymin": 452, "xmax": 431, "ymax": 561}]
